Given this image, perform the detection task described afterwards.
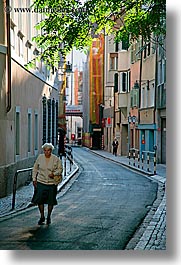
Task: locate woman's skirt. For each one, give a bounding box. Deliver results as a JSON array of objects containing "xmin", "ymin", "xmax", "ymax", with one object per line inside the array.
[{"xmin": 32, "ymin": 182, "xmax": 58, "ymax": 205}]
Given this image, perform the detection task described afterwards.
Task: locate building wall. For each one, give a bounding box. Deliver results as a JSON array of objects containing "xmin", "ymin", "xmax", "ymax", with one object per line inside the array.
[
  {"xmin": 0, "ymin": 57, "xmax": 59, "ymax": 197},
  {"xmin": 0, "ymin": 1, "xmax": 60, "ymax": 197},
  {"xmin": 82, "ymin": 61, "xmax": 89, "ymax": 134},
  {"xmin": 74, "ymin": 68, "xmax": 79, "ymax": 105},
  {"xmin": 103, "ymin": 34, "xmax": 118, "ymax": 152}
]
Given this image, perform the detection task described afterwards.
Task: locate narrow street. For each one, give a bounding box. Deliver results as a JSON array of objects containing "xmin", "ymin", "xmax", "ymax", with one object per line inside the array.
[{"xmin": 0, "ymin": 148, "xmax": 159, "ymax": 250}]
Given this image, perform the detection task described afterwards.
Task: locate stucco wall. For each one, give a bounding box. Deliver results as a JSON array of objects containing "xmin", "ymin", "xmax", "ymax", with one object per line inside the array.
[
  {"xmin": 0, "ymin": 59, "xmax": 59, "ymax": 197},
  {"xmin": 0, "ymin": 156, "xmax": 35, "ymax": 198}
]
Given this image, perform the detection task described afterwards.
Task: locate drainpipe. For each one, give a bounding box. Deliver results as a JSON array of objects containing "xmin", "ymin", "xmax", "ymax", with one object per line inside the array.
[
  {"xmin": 154, "ymin": 36, "xmax": 158, "ymax": 160},
  {"xmin": 6, "ymin": 0, "xmax": 12, "ymax": 112},
  {"xmin": 139, "ymin": 38, "xmax": 143, "ymax": 111},
  {"xmin": 138, "ymin": 37, "xmax": 143, "ymax": 154},
  {"xmin": 154, "ymin": 36, "xmax": 158, "ymax": 125}
]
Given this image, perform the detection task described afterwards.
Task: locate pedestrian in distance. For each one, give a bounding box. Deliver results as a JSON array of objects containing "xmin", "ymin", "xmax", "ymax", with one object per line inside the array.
[
  {"xmin": 32, "ymin": 143, "xmax": 63, "ymax": 225},
  {"xmin": 112, "ymin": 138, "xmax": 119, "ymax": 156}
]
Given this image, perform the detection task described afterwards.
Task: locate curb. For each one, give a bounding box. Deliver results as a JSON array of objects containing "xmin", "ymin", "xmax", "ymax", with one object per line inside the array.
[
  {"xmin": 89, "ymin": 149, "xmax": 166, "ymax": 183},
  {"xmin": 0, "ymin": 161, "xmax": 79, "ymax": 221},
  {"xmin": 88, "ymin": 149, "xmax": 166, "ymax": 250}
]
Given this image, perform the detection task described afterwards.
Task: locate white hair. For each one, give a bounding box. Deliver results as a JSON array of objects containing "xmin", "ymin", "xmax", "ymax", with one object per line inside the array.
[{"xmin": 42, "ymin": 143, "xmax": 54, "ymax": 150}]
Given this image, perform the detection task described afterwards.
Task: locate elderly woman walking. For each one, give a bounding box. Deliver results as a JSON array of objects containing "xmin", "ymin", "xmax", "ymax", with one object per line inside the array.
[{"xmin": 32, "ymin": 143, "xmax": 63, "ymax": 225}]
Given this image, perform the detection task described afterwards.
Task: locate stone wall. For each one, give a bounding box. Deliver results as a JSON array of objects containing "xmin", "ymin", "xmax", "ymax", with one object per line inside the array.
[{"xmin": 0, "ymin": 156, "xmax": 36, "ymax": 198}]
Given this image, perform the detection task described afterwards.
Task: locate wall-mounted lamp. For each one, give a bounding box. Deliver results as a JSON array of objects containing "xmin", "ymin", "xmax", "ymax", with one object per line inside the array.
[
  {"xmin": 133, "ymin": 81, "xmax": 140, "ymax": 89},
  {"xmin": 128, "ymin": 114, "xmax": 137, "ymax": 124},
  {"xmin": 58, "ymin": 61, "xmax": 74, "ymax": 76}
]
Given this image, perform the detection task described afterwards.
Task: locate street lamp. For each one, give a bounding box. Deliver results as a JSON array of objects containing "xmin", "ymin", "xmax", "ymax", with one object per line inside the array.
[
  {"xmin": 58, "ymin": 60, "xmax": 74, "ymax": 156},
  {"xmin": 128, "ymin": 115, "xmax": 132, "ymax": 124},
  {"xmin": 127, "ymin": 114, "xmax": 137, "ymax": 154},
  {"xmin": 58, "ymin": 61, "xmax": 73, "ymax": 76},
  {"xmin": 132, "ymin": 115, "xmax": 137, "ymax": 124}
]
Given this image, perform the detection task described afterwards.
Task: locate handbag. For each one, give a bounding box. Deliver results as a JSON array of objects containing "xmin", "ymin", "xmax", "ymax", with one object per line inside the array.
[{"xmin": 54, "ymin": 175, "xmax": 62, "ymax": 185}]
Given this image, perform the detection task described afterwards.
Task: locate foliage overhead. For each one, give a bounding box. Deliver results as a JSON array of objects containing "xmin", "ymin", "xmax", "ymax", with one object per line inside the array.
[{"xmin": 32, "ymin": 0, "xmax": 166, "ymax": 65}]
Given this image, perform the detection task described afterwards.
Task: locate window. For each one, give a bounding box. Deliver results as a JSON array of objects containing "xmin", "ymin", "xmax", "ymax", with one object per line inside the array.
[
  {"xmin": 135, "ymin": 40, "xmax": 141, "ymax": 60},
  {"xmin": 10, "ymin": 0, "xmax": 14, "ymax": 20},
  {"xmin": 27, "ymin": 0, "xmax": 32, "ymax": 40},
  {"xmin": 130, "ymin": 89, "xmax": 139, "ymax": 108},
  {"xmin": 47, "ymin": 99, "xmax": 52, "ymax": 143},
  {"xmin": 33, "ymin": 49, "xmax": 39, "ymax": 70},
  {"xmin": 18, "ymin": 31, "xmax": 24, "ymax": 58},
  {"xmin": 131, "ymin": 40, "xmax": 141, "ymax": 63},
  {"xmin": 122, "ymin": 39, "xmax": 129, "ymax": 50},
  {"xmin": 52, "ymin": 99, "xmax": 55, "ymax": 146},
  {"xmin": 119, "ymin": 71, "xmax": 130, "ymax": 93},
  {"xmin": 10, "ymin": 26, "xmax": 15, "ymax": 50},
  {"xmin": 114, "ymin": 73, "xmax": 118, "ymax": 93},
  {"xmin": 26, "ymin": 41, "xmax": 32, "ymax": 63},
  {"xmin": 141, "ymin": 87, "xmax": 145, "ymax": 108},
  {"xmin": 18, "ymin": 0, "xmax": 22, "ymax": 30},
  {"xmin": 127, "ymin": 71, "xmax": 131, "ymax": 92},
  {"xmin": 144, "ymin": 87, "xmax": 148, "ymax": 108},
  {"xmin": 34, "ymin": 111, "xmax": 38, "ymax": 152},
  {"xmin": 56, "ymin": 101, "xmax": 58, "ymax": 145},
  {"xmin": 149, "ymin": 83, "xmax": 155, "ymax": 107},
  {"xmin": 15, "ymin": 107, "xmax": 21, "ymax": 157},
  {"xmin": 28, "ymin": 109, "xmax": 32, "ymax": 153},
  {"xmin": 130, "ymin": 43, "xmax": 135, "ymax": 63},
  {"xmin": 163, "ymin": 59, "xmax": 166, "ymax": 83},
  {"xmin": 158, "ymin": 59, "xmax": 166, "ymax": 85},
  {"xmin": 122, "ymin": 72, "xmax": 126, "ymax": 92},
  {"xmin": 141, "ymin": 81, "xmax": 155, "ymax": 108},
  {"xmin": 143, "ymin": 42, "xmax": 151, "ymax": 59},
  {"xmin": 19, "ymin": 37, "xmax": 23, "ymax": 57},
  {"xmin": 115, "ymin": 41, "xmax": 119, "ymax": 52},
  {"xmin": 143, "ymin": 44, "xmax": 147, "ymax": 59},
  {"xmin": 147, "ymin": 42, "xmax": 150, "ymax": 56},
  {"xmin": 109, "ymin": 53, "xmax": 118, "ymax": 70},
  {"xmin": 42, "ymin": 96, "xmax": 47, "ymax": 144}
]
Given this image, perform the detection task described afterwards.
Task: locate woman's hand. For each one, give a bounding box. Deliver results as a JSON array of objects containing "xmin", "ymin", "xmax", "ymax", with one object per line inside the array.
[
  {"xmin": 33, "ymin": 180, "xmax": 37, "ymax": 188},
  {"xmin": 48, "ymin": 172, "xmax": 54, "ymax": 179}
]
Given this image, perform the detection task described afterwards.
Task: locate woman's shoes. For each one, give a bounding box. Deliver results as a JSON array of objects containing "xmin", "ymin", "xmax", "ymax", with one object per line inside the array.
[
  {"xmin": 46, "ymin": 216, "xmax": 51, "ymax": 225},
  {"xmin": 38, "ymin": 216, "xmax": 51, "ymax": 225},
  {"xmin": 38, "ymin": 217, "xmax": 45, "ymax": 225}
]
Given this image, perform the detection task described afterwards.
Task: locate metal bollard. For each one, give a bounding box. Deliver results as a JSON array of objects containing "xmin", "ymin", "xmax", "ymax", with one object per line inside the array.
[
  {"xmin": 133, "ymin": 150, "xmax": 135, "ymax": 167},
  {"xmin": 101, "ymin": 135, "xmax": 104, "ymax": 150},
  {"xmin": 64, "ymin": 154, "xmax": 66, "ymax": 177},
  {"xmin": 129, "ymin": 150, "xmax": 131, "ymax": 165},
  {"xmin": 154, "ymin": 152, "xmax": 157, "ymax": 174},
  {"xmin": 141, "ymin": 153, "xmax": 144, "ymax": 170},
  {"xmin": 138, "ymin": 150, "xmax": 140, "ymax": 168},
  {"xmin": 147, "ymin": 152, "xmax": 150, "ymax": 172},
  {"xmin": 12, "ymin": 172, "xmax": 18, "ymax": 210}
]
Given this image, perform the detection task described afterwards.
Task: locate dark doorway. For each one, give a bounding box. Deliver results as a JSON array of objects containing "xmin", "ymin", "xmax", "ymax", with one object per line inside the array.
[
  {"xmin": 92, "ymin": 131, "xmax": 102, "ymax": 149},
  {"xmin": 58, "ymin": 128, "xmax": 66, "ymax": 157}
]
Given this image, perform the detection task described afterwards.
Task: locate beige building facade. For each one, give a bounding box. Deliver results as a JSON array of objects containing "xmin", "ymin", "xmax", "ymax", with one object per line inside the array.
[
  {"xmin": 102, "ymin": 32, "xmax": 166, "ymax": 162},
  {"xmin": 103, "ymin": 34, "xmax": 118, "ymax": 153}
]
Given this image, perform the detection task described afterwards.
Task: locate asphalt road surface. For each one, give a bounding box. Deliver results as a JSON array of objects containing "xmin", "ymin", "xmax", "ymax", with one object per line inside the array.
[{"xmin": 0, "ymin": 148, "xmax": 158, "ymax": 250}]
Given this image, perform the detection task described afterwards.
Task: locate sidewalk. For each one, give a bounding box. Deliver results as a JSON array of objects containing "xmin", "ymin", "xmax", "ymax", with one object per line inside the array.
[
  {"xmin": 0, "ymin": 156, "xmax": 79, "ymax": 218},
  {"xmin": 90, "ymin": 149, "xmax": 166, "ymax": 182},
  {"xmin": 89, "ymin": 149, "xmax": 166, "ymax": 250}
]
